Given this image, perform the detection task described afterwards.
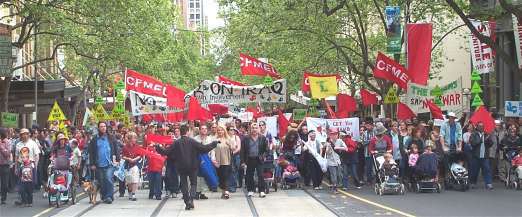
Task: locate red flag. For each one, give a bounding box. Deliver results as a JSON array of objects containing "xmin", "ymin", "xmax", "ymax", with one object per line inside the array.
[
  {"xmin": 208, "ymin": 104, "xmax": 229, "ymax": 115},
  {"xmin": 397, "ymin": 102, "xmax": 416, "ymax": 120},
  {"xmin": 470, "ymin": 106, "xmax": 495, "ymax": 133},
  {"xmin": 218, "ymin": 75, "xmax": 245, "ymax": 86},
  {"xmin": 426, "ymin": 101, "xmax": 444, "ymax": 119},
  {"xmin": 337, "ymin": 94, "xmax": 357, "ymax": 115},
  {"xmin": 246, "ymin": 106, "xmax": 264, "ymax": 119},
  {"xmin": 323, "ymin": 99, "xmax": 337, "ymax": 119},
  {"xmin": 166, "ymin": 112, "xmax": 184, "ymax": 122},
  {"xmin": 187, "ymin": 96, "xmax": 212, "ymax": 121},
  {"xmin": 373, "ymin": 52, "xmax": 411, "ymax": 90},
  {"xmin": 302, "ymin": 72, "xmax": 341, "ymax": 93},
  {"xmin": 240, "ymin": 53, "xmax": 281, "ymax": 79},
  {"xmin": 166, "ymin": 85, "xmax": 186, "ymax": 109},
  {"xmin": 125, "ymin": 69, "xmax": 167, "ymax": 97},
  {"xmin": 146, "ymin": 134, "xmax": 173, "ymax": 145},
  {"xmin": 407, "ymin": 23, "xmax": 432, "ymax": 85},
  {"xmin": 277, "ymin": 110, "xmax": 290, "ymax": 139},
  {"xmin": 360, "ymin": 89, "xmax": 378, "ymax": 106}
]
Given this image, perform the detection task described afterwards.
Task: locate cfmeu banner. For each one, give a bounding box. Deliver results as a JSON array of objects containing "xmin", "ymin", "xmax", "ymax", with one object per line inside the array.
[
  {"xmin": 402, "ymin": 78, "xmax": 464, "ymax": 115},
  {"xmin": 306, "ymin": 117, "xmax": 360, "ymax": 141},
  {"xmin": 189, "ymin": 79, "xmax": 287, "ymax": 105},
  {"xmin": 126, "ymin": 69, "xmax": 167, "ymax": 97},
  {"xmin": 129, "ymin": 91, "xmax": 183, "ymax": 116}
]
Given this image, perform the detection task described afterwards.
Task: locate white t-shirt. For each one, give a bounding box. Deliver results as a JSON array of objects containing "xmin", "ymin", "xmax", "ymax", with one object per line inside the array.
[{"xmin": 16, "ymin": 139, "xmax": 41, "ymax": 163}]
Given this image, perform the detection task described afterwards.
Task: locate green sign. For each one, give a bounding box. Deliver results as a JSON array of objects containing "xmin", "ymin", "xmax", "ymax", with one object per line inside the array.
[
  {"xmin": 1, "ymin": 112, "xmax": 18, "ymax": 128},
  {"xmin": 115, "ymin": 81, "xmax": 125, "ymax": 90},
  {"xmin": 471, "ymin": 81, "xmax": 482, "ymax": 94},
  {"xmin": 471, "ymin": 70, "xmax": 481, "ymax": 81},
  {"xmin": 472, "ymin": 94, "xmax": 484, "ymax": 107},
  {"xmin": 263, "ymin": 76, "xmax": 273, "ymax": 86},
  {"xmin": 292, "ymin": 109, "xmax": 307, "ymax": 121}
]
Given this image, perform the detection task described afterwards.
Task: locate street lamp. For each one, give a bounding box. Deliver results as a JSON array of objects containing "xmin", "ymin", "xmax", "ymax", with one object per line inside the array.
[{"xmin": 462, "ymin": 88, "xmax": 471, "ymax": 113}]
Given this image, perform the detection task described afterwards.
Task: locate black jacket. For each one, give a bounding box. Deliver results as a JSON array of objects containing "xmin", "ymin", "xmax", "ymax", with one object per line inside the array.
[
  {"xmin": 88, "ymin": 133, "xmax": 120, "ymax": 167},
  {"xmin": 156, "ymin": 136, "xmax": 217, "ymax": 174},
  {"xmin": 240, "ymin": 135, "xmax": 269, "ymax": 164},
  {"xmin": 469, "ymin": 131, "xmax": 493, "ymax": 158}
]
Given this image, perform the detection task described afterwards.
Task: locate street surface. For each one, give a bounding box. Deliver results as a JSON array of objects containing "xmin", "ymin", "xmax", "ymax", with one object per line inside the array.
[{"xmin": 0, "ymin": 181, "xmax": 520, "ymax": 217}]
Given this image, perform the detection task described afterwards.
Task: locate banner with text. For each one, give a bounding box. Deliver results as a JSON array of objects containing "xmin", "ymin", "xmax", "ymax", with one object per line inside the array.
[
  {"xmin": 469, "ymin": 20, "xmax": 495, "ymax": 74},
  {"xmin": 402, "ymin": 78, "xmax": 464, "ymax": 115},
  {"xmin": 129, "ymin": 91, "xmax": 184, "ymax": 116},
  {"xmin": 189, "ymin": 79, "xmax": 286, "ymax": 105},
  {"xmin": 306, "ymin": 117, "xmax": 360, "ymax": 141},
  {"xmin": 126, "ymin": 69, "xmax": 167, "ymax": 97},
  {"xmin": 512, "ymin": 15, "xmax": 522, "ymax": 69}
]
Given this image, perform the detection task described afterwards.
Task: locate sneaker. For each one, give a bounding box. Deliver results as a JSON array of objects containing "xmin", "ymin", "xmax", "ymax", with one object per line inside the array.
[
  {"xmin": 119, "ymin": 193, "xmax": 125, "ymax": 197},
  {"xmin": 486, "ymin": 184, "xmax": 494, "ymax": 190},
  {"xmin": 131, "ymin": 197, "xmax": 137, "ymax": 201},
  {"xmin": 27, "ymin": 204, "xmax": 32, "ymax": 207},
  {"xmin": 194, "ymin": 192, "xmax": 200, "ymax": 200},
  {"xmin": 313, "ymin": 187, "xmax": 320, "ymax": 190},
  {"xmin": 104, "ymin": 198, "xmax": 113, "ymax": 204},
  {"xmin": 199, "ymin": 194, "xmax": 208, "ymax": 200},
  {"xmin": 247, "ymin": 192, "xmax": 254, "ymax": 197},
  {"xmin": 259, "ymin": 192, "xmax": 266, "ymax": 198},
  {"xmin": 155, "ymin": 196, "xmax": 162, "ymax": 200}
]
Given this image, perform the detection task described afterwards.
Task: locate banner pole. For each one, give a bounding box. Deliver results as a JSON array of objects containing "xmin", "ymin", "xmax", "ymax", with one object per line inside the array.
[{"xmin": 370, "ymin": 104, "xmax": 374, "ymax": 118}]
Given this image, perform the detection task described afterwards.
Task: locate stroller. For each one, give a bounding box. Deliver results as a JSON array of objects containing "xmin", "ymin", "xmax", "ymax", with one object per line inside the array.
[
  {"xmin": 261, "ymin": 151, "xmax": 278, "ymax": 194},
  {"xmin": 445, "ymin": 152, "xmax": 469, "ymax": 191},
  {"xmin": 47, "ymin": 165, "xmax": 74, "ymax": 207},
  {"xmin": 504, "ymin": 147, "xmax": 521, "ymax": 190},
  {"xmin": 372, "ymin": 153, "xmax": 405, "ymax": 195},
  {"xmin": 411, "ymin": 154, "xmax": 442, "ymax": 193},
  {"xmin": 278, "ymin": 155, "xmax": 301, "ymax": 190}
]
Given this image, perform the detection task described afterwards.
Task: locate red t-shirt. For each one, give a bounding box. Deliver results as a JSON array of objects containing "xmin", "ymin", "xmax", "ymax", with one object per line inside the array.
[{"xmin": 123, "ymin": 145, "xmax": 139, "ymax": 167}]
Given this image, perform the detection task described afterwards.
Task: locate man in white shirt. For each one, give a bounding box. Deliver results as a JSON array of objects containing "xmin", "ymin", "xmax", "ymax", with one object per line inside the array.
[{"xmin": 193, "ymin": 125, "xmax": 215, "ymax": 199}]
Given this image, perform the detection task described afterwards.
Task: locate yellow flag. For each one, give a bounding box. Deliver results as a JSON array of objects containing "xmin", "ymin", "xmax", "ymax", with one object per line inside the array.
[{"xmin": 309, "ymin": 75, "xmax": 338, "ymax": 99}]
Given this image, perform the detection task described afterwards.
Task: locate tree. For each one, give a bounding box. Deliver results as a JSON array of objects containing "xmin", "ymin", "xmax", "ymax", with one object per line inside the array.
[
  {"xmin": 217, "ymin": 0, "xmax": 458, "ymax": 98},
  {"xmin": 0, "ymin": 0, "xmax": 215, "ymax": 122}
]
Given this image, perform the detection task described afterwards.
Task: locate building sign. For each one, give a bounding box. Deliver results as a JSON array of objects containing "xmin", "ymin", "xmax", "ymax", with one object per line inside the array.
[
  {"xmin": 469, "ymin": 20, "xmax": 495, "ymax": 74},
  {"xmin": 0, "ymin": 24, "xmax": 12, "ymax": 76},
  {"xmin": 1, "ymin": 112, "xmax": 18, "ymax": 128},
  {"xmin": 505, "ymin": 101, "xmax": 522, "ymax": 117}
]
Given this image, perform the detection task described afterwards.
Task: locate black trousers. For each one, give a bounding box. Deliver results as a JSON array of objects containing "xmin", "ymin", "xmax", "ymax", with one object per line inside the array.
[
  {"xmin": 245, "ymin": 157, "xmax": 265, "ymax": 193},
  {"xmin": 179, "ymin": 170, "xmax": 198, "ymax": 205},
  {"xmin": 217, "ymin": 165, "xmax": 231, "ymax": 191},
  {"xmin": 308, "ymin": 158, "xmax": 323, "ymax": 188},
  {"xmin": 20, "ymin": 181, "xmax": 33, "ymax": 204},
  {"xmin": 0, "ymin": 165, "xmax": 9, "ymax": 202}
]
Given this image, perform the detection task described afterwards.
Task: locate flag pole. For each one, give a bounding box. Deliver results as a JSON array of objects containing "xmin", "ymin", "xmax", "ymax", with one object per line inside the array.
[{"xmin": 370, "ymin": 104, "xmax": 374, "ymax": 118}]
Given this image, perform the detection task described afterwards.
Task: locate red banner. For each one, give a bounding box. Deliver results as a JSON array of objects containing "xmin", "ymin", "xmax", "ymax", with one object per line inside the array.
[
  {"xmin": 301, "ymin": 72, "xmax": 341, "ymax": 93},
  {"xmin": 470, "ymin": 106, "xmax": 495, "ymax": 133},
  {"xmin": 373, "ymin": 52, "xmax": 411, "ymax": 90},
  {"xmin": 166, "ymin": 84, "xmax": 186, "ymax": 109},
  {"xmin": 336, "ymin": 94, "xmax": 357, "ymax": 118},
  {"xmin": 397, "ymin": 102, "xmax": 416, "ymax": 120},
  {"xmin": 407, "ymin": 23, "xmax": 432, "ymax": 85},
  {"xmin": 126, "ymin": 69, "xmax": 167, "ymax": 97},
  {"xmin": 146, "ymin": 134, "xmax": 173, "ymax": 145},
  {"xmin": 360, "ymin": 89, "xmax": 378, "ymax": 106},
  {"xmin": 218, "ymin": 75, "xmax": 245, "ymax": 86},
  {"xmin": 240, "ymin": 53, "xmax": 281, "ymax": 79}
]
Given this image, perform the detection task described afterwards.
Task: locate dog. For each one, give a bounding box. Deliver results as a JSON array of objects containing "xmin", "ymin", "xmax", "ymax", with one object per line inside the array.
[{"xmin": 82, "ymin": 181, "xmax": 98, "ymax": 204}]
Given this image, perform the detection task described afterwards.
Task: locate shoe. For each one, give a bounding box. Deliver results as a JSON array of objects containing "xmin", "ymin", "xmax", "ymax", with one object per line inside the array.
[
  {"xmin": 194, "ymin": 192, "xmax": 200, "ymax": 200},
  {"xmin": 14, "ymin": 201, "xmax": 23, "ymax": 206},
  {"xmin": 486, "ymin": 184, "xmax": 494, "ymax": 190},
  {"xmin": 355, "ymin": 186, "xmax": 362, "ymax": 189},
  {"xmin": 199, "ymin": 194, "xmax": 208, "ymax": 200},
  {"xmin": 259, "ymin": 192, "xmax": 266, "ymax": 198},
  {"xmin": 131, "ymin": 197, "xmax": 137, "ymax": 201},
  {"xmin": 155, "ymin": 196, "xmax": 162, "ymax": 200},
  {"xmin": 313, "ymin": 187, "xmax": 320, "ymax": 190},
  {"xmin": 247, "ymin": 192, "xmax": 254, "ymax": 197},
  {"xmin": 27, "ymin": 204, "xmax": 32, "ymax": 207},
  {"xmin": 1, "ymin": 201, "xmax": 5, "ymax": 205},
  {"xmin": 119, "ymin": 193, "xmax": 125, "ymax": 197},
  {"xmin": 149, "ymin": 196, "xmax": 153, "ymax": 200}
]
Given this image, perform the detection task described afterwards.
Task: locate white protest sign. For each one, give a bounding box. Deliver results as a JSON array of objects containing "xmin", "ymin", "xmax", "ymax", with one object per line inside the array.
[
  {"xmin": 306, "ymin": 117, "xmax": 360, "ymax": 141},
  {"xmin": 258, "ymin": 116, "xmax": 278, "ymax": 139},
  {"xmin": 402, "ymin": 78, "xmax": 464, "ymax": 115},
  {"xmin": 129, "ymin": 91, "xmax": 183, "ymax": 116},
  {"xmin": 188, "ymin": 79, "xmax": 287, "ymax": 105}
]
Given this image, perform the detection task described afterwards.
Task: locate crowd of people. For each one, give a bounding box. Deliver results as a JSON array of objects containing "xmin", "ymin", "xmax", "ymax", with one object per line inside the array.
[{"xmin": 0, "ymin": 112, "xmax": 521, "ymax": 210}]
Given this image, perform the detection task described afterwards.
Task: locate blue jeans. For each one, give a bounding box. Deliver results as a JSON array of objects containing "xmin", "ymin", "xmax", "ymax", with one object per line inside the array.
[
  {"xmin": 148, "ymin": 172, "xmax": 162, "ymax": 198},
  {"xmin": 470, "ymin": 157, "xmax": 492, "ymax": 186},
  {"xmin": 342, "ymin": 162, "xmax": 359, "ymax": 188},
  {"xmin": 365, "ymin": 157, "xmax": 374, "ymax": 182},
  {"xmin": 228, "ymin": 155, "xmax": 240, "ymax": 192},
  {"xmin": 96, "ymin": 166, "xmax": 114, "ymax": 201}
]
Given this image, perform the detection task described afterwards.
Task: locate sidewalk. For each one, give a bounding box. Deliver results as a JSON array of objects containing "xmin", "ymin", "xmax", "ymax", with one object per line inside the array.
[{"xmin": 52, "ymin": 188, "xmax": 337, "ymax": 217}]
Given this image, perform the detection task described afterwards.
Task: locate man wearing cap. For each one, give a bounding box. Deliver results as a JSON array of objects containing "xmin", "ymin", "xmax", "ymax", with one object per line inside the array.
[
  {"xmin": 440, "ymin": 112, "xmax": 463, "ymax": 153},
  {"xmin": 14, "ymin": 128, "xmax": 40, "ymax": 206}
]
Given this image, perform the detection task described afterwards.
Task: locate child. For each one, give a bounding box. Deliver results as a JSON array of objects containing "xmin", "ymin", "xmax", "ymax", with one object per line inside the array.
[
  {"xmin": 414, "ymin": 143, "xmax": 438, "ymax": 181},
  {"xmin": 512, "ymin": 147, "xmax": 522, "ymax": 180},
  {"xmin": 122, "ymin": 132, "xmax": 141, "ymax": 201},
  {"xmin": 408, "ymin": 144, "xmax": 419, "ymax": 167},
  {"xmin": 451, "ymin": 159, "xmax": 466, "ymax": 175},
  {"xmin": 145, "ymin": 143, "xmax": 166, "ymax": 200},
  {"xmin": 69, "ymin": 139, "xmax": 81, "ymax": 187},
  {"xmin": 324, "ymin": 142, "xmax": 341, "ymax": 193},
  {"xmin": 380, "ymin": 153, "xmax": 398, "ymax": 180},
  {"xmin": 20, "ymin": 155, "xmax": 34, "ymax": 207}
]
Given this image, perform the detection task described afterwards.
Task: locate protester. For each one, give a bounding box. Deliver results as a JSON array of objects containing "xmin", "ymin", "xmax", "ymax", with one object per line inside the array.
[
  {"xmin": 361, "ymin": 121, "xmax": 375, "ymax": 184},
  {"xmin": 498, "ymin": 125, "xmax": 521, "ymax": 183},
  {"xmin": 88, "ymin": 122, "xmax": 121, "ymax": 204},
  {"xmin": 340, "ymin": 131, "xmax": 361, "ymax": 189},
  {"xmin": 227, "ymin": 126, "xmax": 241, "ymax": 192},
  {"xmin": 193, "ymin": 125, "xmax": 214, "ymax": 199},
  {"xmin": 213, "ymin": 125, "xmax": 235, "ymax": 199},
  {"xmin": 303, "ymin": 130, "xmax": 323, "ymax": 189},
  {"xmin": 0, "ymin": 128, "xmax": 11, "ymax": 205},
  {"xmin": 241, "ymin": 123, "xmax": 269, "ymax": 198},
  {"xmin": 122, "ymin": 132, "xmax": 141, "ymax": 201},
  {"xmin": 324, "ymin": 135, "xmax": 341, "ymax": 193},
  {"xmin": 156, "ymin": 125, "xmax": 218, "ymax": 210},
  {"xmin": 469, "ymin": 122, "xmax": 494, "ymax": 190}
]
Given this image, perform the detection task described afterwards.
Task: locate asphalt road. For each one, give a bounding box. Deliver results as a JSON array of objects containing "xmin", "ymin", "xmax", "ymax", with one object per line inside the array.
[{"xmin": 311, "ymin": 181, "xmax": 522, "ymax": 217}]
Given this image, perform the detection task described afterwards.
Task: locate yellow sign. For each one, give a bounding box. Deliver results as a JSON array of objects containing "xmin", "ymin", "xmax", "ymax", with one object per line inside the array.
[
  {"xmin": 93, "ymin": 104, "xmax": 110, "ymax": 121},
  {"xmin": 309, "ymin": 76, "xmax": 338, "ymax": 99},
  {"xmin": 48, "ymin": 101, "xmax": 67, "ymax": 122},
  {"xmin": 384, "ymin": 87, "xmax": 399, "ymax": 104}
]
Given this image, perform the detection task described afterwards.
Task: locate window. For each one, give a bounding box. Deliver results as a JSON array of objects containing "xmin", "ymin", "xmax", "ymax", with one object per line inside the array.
[
  {"xmin": 190, "ymin": 14, "xmax": 194, "ymax": 19},
  {"xmin": 195, "ymin": 2, "xmax": 200, "ymax": 8},
  {"xmin": 196, "ymin": 14, "xmax": 200, "ymax": 19},
  {"xmin": 189, "ymin": 3, "xmax": 194, "ymax": 8}
]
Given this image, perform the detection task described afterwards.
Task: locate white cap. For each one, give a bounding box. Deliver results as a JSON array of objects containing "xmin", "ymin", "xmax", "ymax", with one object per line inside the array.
[
  {"xmin": 494, "ymin": 120, "xmax": 502, "ymax": 125},
  {"xmin": 447, "ymin": 112, "xmax": 457, "ymax": 118}
]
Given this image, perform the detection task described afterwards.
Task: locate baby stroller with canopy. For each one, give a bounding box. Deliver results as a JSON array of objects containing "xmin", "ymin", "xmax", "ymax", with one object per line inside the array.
[
  {"xmin": 278, "ymin": 155, "xmax": 301, "ymax": 189},
  {"xmin": 47, "ymin": 164, "xmax": 74, "ymax": 207},
  {"xmin": 445, "ymin": 152, "xmax": 469, "ymax": 191},
  {"xmin": 373, "ymin": 153, "xmax": 405, "ymax": 195},
  {"xmin": 504, "ymin": 147, "xmax": 521, "ymax": 190},
  {"xmin": 261, "ymin": 150, "xmax": 278, "ymax": 194}
]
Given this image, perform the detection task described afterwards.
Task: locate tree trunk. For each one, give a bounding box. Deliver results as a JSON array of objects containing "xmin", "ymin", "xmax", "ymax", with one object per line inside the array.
[{"xmin": 1, "ymin": 77, "xmax": 11, "ymax": 112}]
